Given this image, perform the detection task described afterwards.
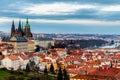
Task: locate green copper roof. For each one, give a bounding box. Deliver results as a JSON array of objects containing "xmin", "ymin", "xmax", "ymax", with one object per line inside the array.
[
  {"xmin": 26, "ymin": 17, "xmax": 28, "ymax": 24},
  {"xmin": 25, "ymin": 18, "xmax": 30, "ymax": 27}
]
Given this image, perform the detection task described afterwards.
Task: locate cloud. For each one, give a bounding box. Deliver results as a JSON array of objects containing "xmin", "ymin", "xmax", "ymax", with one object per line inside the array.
[
  {"xmin": 1, "ymin": 1, "xmax": 120, "ymax": 22},
  {"xmin": 22, "ymin": 0, "xmax": 120, "ymax": 5},
  {"xmin": 30, "ymin": 19, "xmax": 120, "ymax": 26},
  {"xmin": 0, "ymin": 17, "xmax": 26, "ymax": 23},
  {"xmin": 101, "ymin": 5, "xmax": 120, "ymax": 11},
  {"xmin": 21, "ymin": 3, "xmax": 96, "ymax": 15},
  {"xmin": 1, "ymin": 17, "xmax": 120, "ymax": 26}
]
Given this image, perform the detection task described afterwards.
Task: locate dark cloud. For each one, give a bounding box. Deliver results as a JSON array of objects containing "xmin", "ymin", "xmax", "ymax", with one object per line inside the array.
[
  {"xmin": 0, "ymin": 0, "xmax": 120, "ymax": 22},
  {"xmin": 23, "ymin": 0, "xmax": 120, "ymax": 5},
  {"xmin": 1, "ymin": 9, "xmax": 120, "ymax": 21}
]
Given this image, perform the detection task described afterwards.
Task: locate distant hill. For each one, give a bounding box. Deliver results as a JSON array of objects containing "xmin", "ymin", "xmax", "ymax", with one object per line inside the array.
[
  {"xmin": 0, "ymin": 31, "xmax": 10, "ymax": 37},
  {"xmin": 1, "ymin": 31, "xmax": 120, "ymax": 40},
  {"xmin": 54, "ymin": 39, "xmax": 108, "ymax": 49}
]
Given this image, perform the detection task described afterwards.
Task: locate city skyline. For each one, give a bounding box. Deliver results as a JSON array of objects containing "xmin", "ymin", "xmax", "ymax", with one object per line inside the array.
[{"xmin": 1, "ymin": 0, "xmax": 120, "ymax": 34}]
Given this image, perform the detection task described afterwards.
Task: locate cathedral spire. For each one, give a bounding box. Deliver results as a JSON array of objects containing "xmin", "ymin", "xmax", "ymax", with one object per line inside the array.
[
  {"xmin": 12, "ymin": 20, "xmax": 15, "ymax": 27},
  {"xmin": 17, "ymin": 20, "xmax": 22, "ymax": 36},
  {"xmin": 18, "ymin": 20, "xmax": 21, "ymax": 28},
  {"xmin": 22, "ymin": 21, "xmax": 23, "ymax": 29},
  {"xmin": 21, "ymin": 21, "xmax": 24, "ymax": 36},
  {"xmin": 11, "ymin": 20, "xmax": 15, "ymax": 37},
  {"xmin": 26, "ymin": 17, "xmax": 28, "ymax": 24}
]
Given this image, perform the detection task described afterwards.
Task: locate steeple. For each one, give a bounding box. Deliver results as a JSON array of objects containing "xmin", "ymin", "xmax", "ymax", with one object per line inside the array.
[
  {"xmin": 11, "ymin": 20, "xmax": 15, "ymax": 37},
  {"xmin": 22, "ymin": 21, "xmax": 24, "ymax": 30},
  {"xmin": 17, "ymin": 20, "xmax": 22, "ymax": 36},
  {"xmin": 26, "ymin": 17, "xmax": 28, "ymax": 24},
  {"xmin": 24, "ymin": 17, "xmax": 33, "ymax": 39},
  {"xmin": 18, "ymin": 20, "xmax": 21, "ymax": 31},
  {"xmin": 25, "ymin": 17, "xmax": 30, "ymax": 27},
  {"xmin": 10, "ymin": 18, "xmax": 32, "ymax": 39},
  {"xmin": 21, "ymin": 21, "xmax": 25, "ymax": 36},
  {"xmin": 18, "ymin": 20, "xmax": 21, "ymax": 28},
  {"xmin": 14, "ymin": 29, "xmax": 18, "ymax": 37}
]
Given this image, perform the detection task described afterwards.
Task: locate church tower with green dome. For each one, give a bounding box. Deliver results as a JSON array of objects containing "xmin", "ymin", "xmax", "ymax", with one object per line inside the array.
[{"xmin": 24, "ymin": 18, "xmax": 33, "ymax": 38}]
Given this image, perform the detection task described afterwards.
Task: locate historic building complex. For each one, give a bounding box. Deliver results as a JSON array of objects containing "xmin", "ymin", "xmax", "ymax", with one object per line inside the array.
[
  {"xmin": 2, "ymin": 18, "xmax": 33, "ymax": 52},
  {"xmin": 11, "ymin": 18, "xmax": 32, "ymax": 39},
  {"xmin": 2, "ymin": 18, "xmax": 55, "ymax": 52}
]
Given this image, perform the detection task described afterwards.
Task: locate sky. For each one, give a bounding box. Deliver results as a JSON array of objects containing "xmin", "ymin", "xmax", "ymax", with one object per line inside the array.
[{"xmin": 1, "ymin": 0, "xmax": 120, "ymax": 34}]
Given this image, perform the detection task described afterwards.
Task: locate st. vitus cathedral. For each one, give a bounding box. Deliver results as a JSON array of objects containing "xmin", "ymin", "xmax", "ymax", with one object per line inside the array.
[{"xmin": 11, "ymin": 18, "xmax": 33, "ymax": 39}]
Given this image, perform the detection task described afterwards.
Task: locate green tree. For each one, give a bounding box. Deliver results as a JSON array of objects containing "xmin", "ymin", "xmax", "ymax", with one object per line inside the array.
[
  {"xmin": 44, "ymin": 66, "xmax": 48, "ymax": 74},
  {"xmin": 26, "ymin": 63, "xmax": 30, "ymax": 72},
  {"xmin": 63, "ymin": 68, "xmax": 70, "ymax": 80},
  {"xmin": 8, "ymin": 75, "xmax": 16, "ymax": 80},
  {"xmin": 110, "ymin": 40, "xmax": 114, "ymax": 45},
  {"xmin": 49, "ymin": 63, "xmax": 55, "ymax": 74},
  {"xmin": 34, "ymin": 45, "xmax": 40, "ymax": 52},
  {"xmin": 16, "ymin": 76, "xmax": 24, "ymax": 80},
  {"xmin": 57, "ymin": 66, "xmax": 63, "ymax": 80},
  {"xmin": 30, "ymin": 60, "xmax": 36, "ymax": 71},
  {"xmin": 47, "ymin": 42, "xmax": 52, "ymax": 49}
]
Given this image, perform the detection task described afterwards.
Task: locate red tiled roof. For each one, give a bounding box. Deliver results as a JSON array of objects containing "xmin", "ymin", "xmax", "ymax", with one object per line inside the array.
[
  {"xmin": 115, "ymin": 55, "xmax": 120, "ymax": 59},
  {"xmin": 51, "ymin": 55, "xmax": 56, "ymax": 59},
  {"xmin": 38, "ymin": 54, "xmax": 45, "ymax": 58},
  {"xmin": 86, "ymin": 60, "xmax": 101, "ymax": 66},
  {"xmin": 0, "ymin": 55, "xmax": 4, "ymax": 60},
  {"xmin": 115, "ymin": 72, "xmax": 120, "ymax": 79},
  {"xmin": 67, "ymin": 64, "xmax": 79, "ymax": 68},
  {"xmin": 0, "ymin": 49, "xmax": 5, "ymax": 52},
  {"xmin": 8, "ymin": 55, "xmax": 19, "ymax": 60},
  {"xmin": 42, "ymin": 59, "xmax": 52, "ymax": 63},
  {"xmin": 67, "ymin": 69, "xmax": 81, "ymax": 74},
  {"xmin": 28, "ymin": 40, "xmax": 34, "ymax": 44},
  {"xmin": 0, "ymin": 43, "xmax": 8, "ymax": 46},
  {"xmin": 87, "ymin": 68, "xmax": 97, "ymax": 74},
  {"xmin": 72, "ymin": 74, "xmax": 92, "ymax": 79},
  {"xmin": 19, "ymin": 55, "xmax": 29, "ymax": 60},
  {"xmin": 90, "ymin": 68, "xmax": 120, "ymax": 76},
  {"xmin": 24, "ymin": 52, "xmax": 30, "ymax": 55}
]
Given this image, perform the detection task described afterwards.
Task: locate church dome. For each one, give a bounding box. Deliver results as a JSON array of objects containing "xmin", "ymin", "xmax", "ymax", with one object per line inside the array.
[{"xmin": 25, "ymin": 18, "xmax": 30, "ymax": 27}]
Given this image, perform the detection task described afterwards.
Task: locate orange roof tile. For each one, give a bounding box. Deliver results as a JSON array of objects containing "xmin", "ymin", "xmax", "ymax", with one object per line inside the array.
[
  {"xmin": 90, "ymin": 68, "xmax": 120, "ymax": 77},
  {"xmin": 8, "ymin": 55, "xmax": 19, "ymax": 60},
  {"xmin": 28, "ymin": 40, "xmax": 34, "ymax": 44},
  {"xmin": 42, "ymin": 59, "xmax": 52, "ymax": 63},
  {"xmin": 72, "ymin": 74, "xmax": 92, "ymax": 79},
  {"xmin": 19, "ymin": 55, "xmax": 29, "ymax": 60},
  {"xmin": 0, "ymin": 55, "xmax": 4, "ymax": 60}
]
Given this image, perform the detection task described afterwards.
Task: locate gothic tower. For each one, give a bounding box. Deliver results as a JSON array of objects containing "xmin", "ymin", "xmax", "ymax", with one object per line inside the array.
[
  {"xmin": 24, "ymin": 18, "xmax": 32, "ymax": 38},
  {"xmin": 21, "ymin": 22, "xmax": 25, "ymax": 36},
  {"xmin": 14, "ymin": 29, "xmax": 18, "ymax": 37},
  {"xmin": 17, "ymin": 20, "xmax": 22, "ymax": 37},
  {"xmin": 10, "ymin": 18, "xmax": 33, "ymax": 39},
  {"xmin": 11, "ymin": 20, "xmax": 15, "ymax": 37}
]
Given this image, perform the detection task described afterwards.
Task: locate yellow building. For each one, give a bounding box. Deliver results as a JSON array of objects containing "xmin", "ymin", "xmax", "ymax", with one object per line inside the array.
[{"xmin": 28, "ymin": 40, "xmax": 35, "ymax": 51}]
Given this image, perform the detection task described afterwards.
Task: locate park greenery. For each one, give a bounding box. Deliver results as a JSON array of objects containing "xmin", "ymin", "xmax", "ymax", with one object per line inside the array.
[{"xmin": 0, "ymin": 62, "xmax": 70, "ymax": 80}]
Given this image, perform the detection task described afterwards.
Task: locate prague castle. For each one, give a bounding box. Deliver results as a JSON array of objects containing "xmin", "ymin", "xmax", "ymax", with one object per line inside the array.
[
  {"xmin": 2, "ymin": 18, "xmax": 33, "ymax": 52},
  {"xmin": 11, "ymin": 18, "xmax": 32, "ymax": 39},
  {"xmin": 2, "ymin": 18, "xmax": 55, "ymax": 52}
]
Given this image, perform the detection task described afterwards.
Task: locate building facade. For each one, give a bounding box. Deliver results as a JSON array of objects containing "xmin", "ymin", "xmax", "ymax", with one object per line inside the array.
[
  {"xmin": 34, "ymin": 37, "xmax": 55, "ymax": 49},
  {"xmin": 2, "ymin": 36, "xmax": 28, "ymax": 52},
  {"xmin": 2, "ymin": 18, "xmax": 33, "ymax": 52},
  {"xmin": 2, "ymin": 55, "xmax": 20, "ymax": 70}
]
